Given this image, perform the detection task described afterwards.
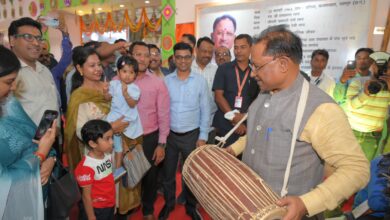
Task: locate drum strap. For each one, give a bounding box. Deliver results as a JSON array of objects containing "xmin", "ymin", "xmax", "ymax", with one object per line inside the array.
[{"xmin": 280, "ymin": 79, "xmax": 310, "ymax": 197}]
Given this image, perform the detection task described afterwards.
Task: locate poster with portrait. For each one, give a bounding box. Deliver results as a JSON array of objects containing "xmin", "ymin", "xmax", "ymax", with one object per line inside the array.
[{"xmin": 196, "ymin": 0, "xmax": 373, "ymax": 78}]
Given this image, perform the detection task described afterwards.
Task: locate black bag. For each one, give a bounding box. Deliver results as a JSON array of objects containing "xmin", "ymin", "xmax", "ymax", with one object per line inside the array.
[{"xmin": 47, "ymin": 160, "xmax": 81, "ymax": 219}]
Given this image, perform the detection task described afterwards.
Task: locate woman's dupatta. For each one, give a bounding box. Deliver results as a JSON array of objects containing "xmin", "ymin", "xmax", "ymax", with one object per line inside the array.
[
  {"xmin": 0, "ymin": 97, "xmax": 43, "ymax": 219},
  {"xmin": 64, "ymin": 87, "xmax": 110, "ymax": 170}
]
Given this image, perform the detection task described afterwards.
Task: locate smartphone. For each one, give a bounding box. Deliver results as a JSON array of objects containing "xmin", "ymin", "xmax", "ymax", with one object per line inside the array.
[
  {"xmin": 347, "ymin": 60, "xmax": 356, "ymax": 70},
  {"xmin": 34, "ymin": 110, "xmax": 58, "ymax": 140},
  {"xmin": 114, "ymin": 166, "xmax": 127, "ymax": 181},
  {"xmin": 40, "ymin": 16, "xmax": 59, "ymax": 28}
]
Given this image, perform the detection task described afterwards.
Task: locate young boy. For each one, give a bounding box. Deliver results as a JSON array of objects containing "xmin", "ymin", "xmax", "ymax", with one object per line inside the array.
[{"xmin": 75, "ymin": 119, "xmax": 115, "ymax": 220}]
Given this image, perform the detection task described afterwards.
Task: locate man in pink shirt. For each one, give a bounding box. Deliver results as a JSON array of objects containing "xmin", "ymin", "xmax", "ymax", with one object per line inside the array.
[{"xmin": 130, "ymin": 41, "xmax": 170, "ymax": 220}]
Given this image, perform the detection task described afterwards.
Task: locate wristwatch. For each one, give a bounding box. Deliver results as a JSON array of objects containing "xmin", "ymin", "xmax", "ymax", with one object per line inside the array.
[{"xmin": 158, "ymin": 143, "xmax": 166, "ymax": 148}]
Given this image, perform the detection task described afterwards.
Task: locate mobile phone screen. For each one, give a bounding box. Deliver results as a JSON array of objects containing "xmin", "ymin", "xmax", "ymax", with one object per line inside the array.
[
  {"xmin": 114, "ymin": 166, "xmax": 127, "ymax": 181},
  {"xmin": 34, "ymin": 110, "xmax": 58, "ymax": 140}
]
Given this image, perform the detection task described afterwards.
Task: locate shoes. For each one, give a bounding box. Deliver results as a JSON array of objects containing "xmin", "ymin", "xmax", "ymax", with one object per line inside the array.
[
  {"xmin": 186, "ymin": 209, "xmax": 203, "ymax": 220},
  {"xmin": 176, "ymin": 192, "xmax": 186, "ymax": 205},
  {"xmin": 158, "ymin": 205, "xmax": 174, "ymax": 220}
]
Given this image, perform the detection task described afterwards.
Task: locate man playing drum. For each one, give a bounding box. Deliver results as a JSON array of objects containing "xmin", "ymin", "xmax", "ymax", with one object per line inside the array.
[{"xmin": 228, "ymin": 25, "xmax": 370, "ymax": 220}]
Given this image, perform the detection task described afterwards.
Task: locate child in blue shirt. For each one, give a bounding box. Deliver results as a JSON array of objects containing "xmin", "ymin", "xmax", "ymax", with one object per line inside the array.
[{"xmin": 106, "ymin": 56, "xmax": 143, "ymax": 168}]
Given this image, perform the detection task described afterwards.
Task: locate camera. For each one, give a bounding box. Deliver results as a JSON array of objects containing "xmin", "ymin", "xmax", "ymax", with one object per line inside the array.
[{"xmin": 367, "ymin": 52, "xmax": 389, "ymax": 94}]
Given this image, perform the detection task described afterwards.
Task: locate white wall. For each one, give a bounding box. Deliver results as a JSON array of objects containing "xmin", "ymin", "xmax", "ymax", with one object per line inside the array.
[{"xmin": 176, "ymin": 0, "xmax": 390, "ymax": 51}]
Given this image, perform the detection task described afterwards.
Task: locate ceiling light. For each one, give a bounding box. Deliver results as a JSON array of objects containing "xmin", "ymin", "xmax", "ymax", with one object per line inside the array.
[
  {"xmin": 78, "ymin": 10, "xmax": 83, "ymax": 13},
  {"xmin": 119, "ymin": 4, "xmax": 124, "ymax": 8},
  {"xmin": 97, "ymin": 8, "xmax": 102, "ymax": 10},
  {"xmin": 145, "ymin": 0, "xmax": 150, "ymax": 4}
]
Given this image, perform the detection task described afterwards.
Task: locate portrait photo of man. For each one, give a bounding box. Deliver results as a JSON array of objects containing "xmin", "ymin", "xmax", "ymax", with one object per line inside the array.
[{"xmin": 210, "ymin": 14, "xmax": 236, "ymax": 50}]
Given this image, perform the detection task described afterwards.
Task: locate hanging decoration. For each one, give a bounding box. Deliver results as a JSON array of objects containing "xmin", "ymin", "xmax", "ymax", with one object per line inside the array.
[
  {"xmin": 29, "ymin": 1, "xmax": 38, "ymax": 17},
  {"xmin": 161, "ymin": 0, "xmax": 176, "ymax": 67},
  {"xmin": 64, "ymin": 0, "xmax": 71, "ymax": 7},
  {"xmin": 79, "ymin": 7, "xmax": 162, "ymax": 37}
]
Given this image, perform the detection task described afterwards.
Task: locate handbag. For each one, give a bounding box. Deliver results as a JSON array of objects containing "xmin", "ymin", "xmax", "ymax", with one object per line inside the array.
[
  {"xmin": 47, "ymin": 159, "xmax": 81, "ymax": 219},
  {"xmin": 122, "ymin": 144, "xmax": 151, "ymax": 188}
]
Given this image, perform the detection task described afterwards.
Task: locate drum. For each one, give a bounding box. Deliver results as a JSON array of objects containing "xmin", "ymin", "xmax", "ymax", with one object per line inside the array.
[{"xmin": 182, "ymin": 145, "xmax": 286, "ymax": 220}]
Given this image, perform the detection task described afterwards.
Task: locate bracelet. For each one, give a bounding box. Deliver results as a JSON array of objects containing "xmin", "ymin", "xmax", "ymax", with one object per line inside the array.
[{"xmin": 34, "ymin": 152, "xmax": 46, "ymax": 164}]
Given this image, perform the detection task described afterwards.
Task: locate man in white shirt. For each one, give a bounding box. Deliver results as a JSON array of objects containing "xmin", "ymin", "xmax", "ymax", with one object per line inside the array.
[
  {"xmin": 9, "ymin": 17, "xmax": 59, "ymax": 126},
  {"xmin": 309, "ymin": 49, "xmax": 335, "ymax": 97},
  {"xmin": 8, "ymin": 17, "xmax": 58, "ymax": 191},
  {"xmin": 191, "ymin": 37, "xmax": 218, "ymax": 141}
]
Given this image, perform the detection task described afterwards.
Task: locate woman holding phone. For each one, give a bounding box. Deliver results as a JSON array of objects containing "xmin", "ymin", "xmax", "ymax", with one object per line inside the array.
[{"xmin": 0, "ymin": 45, "xmax": 57, "ymax": 219}]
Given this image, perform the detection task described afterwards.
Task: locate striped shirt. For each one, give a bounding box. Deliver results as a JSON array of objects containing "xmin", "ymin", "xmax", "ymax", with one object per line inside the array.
[{"xmin": 346, "ymin": 77, "xmax": 390, "ymax": 132}]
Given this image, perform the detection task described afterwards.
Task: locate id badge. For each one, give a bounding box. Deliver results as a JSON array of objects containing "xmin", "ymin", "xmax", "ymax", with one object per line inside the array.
[{"xmin": 234, "ymin": 96, "xmax": 243, "ymax": 108}]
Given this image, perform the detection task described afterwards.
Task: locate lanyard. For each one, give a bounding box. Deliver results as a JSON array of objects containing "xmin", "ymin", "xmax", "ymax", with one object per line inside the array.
[{"xmin": 235, "ymin": 66, "xmax": 250, "ymax": 97}]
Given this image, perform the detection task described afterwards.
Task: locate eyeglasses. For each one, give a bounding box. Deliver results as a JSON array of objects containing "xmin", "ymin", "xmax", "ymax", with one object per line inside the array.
[
  {"xmin": 132, "ymin": 52, "xmax": 150, "ymax": 58},
  {"xmin": 14, "ymin": 33, "xmax": 44, "ymax": 42},
  {"xmin": 250, "ymin": 58, "xmax": 277, "ymax": 73},
  {"xmin": 150, "ymin": 52, "xmax": 160, "ymax": 57},
  {"xmin": 175, "ymin": 55, "xmax": 192, "ymax": 61},
  {"xmin": 215, "ymin": 52, "xmax": 230, "ymax": 57}
]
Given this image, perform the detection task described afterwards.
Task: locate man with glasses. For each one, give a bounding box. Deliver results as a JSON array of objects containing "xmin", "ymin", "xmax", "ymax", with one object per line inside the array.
[
  {"xmin": 129, "ymin": 41, "xmax": 170, "ymax": 220},
  {"xmin": 215, "ymin": 46, "xmax": 232, "ymax": 66},
  {"xmin": 212, "ymin": 34, "xmax": 259, "ymax": 151},
  {"xmin": 159, "ymin": 42, "xmax": 211, "ymax": 220},
  {"xmin": 8, "ymin": 16, "xmax": 59, "ymax": 203},
  {"xmin": 148, "ymin": 44, "xmax": 170, "ymax": 77},
  {"xmin": 228, "ymin": 25, "xmax": 369, "ymax": 220}
]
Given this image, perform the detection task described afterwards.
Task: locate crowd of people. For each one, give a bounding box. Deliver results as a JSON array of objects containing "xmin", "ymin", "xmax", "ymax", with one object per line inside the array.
[{"xmin": 0, "ymin": 15, "xmax": 389, "ymax": 220}]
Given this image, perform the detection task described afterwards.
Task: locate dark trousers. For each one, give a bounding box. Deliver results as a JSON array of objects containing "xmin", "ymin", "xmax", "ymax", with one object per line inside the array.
[
  {"xmin": 141, "ymin": 130, "xmax": 161, "ymax": 216},
  {"xmin": 163, "ymin": 128, "xmax": 199, "ymax": 213},
  {"xmin": 178, "ymin": 129, "xmax": 216, "ymax": 199},
  {"xmin": 79, "ymin": 203, "xmax": 115, "ymax": 220}
]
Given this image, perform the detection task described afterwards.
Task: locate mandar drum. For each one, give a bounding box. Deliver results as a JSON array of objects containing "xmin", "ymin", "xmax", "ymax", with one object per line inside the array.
[{"xmin": 182, "ymin": 145, "xmax": 286, "ymax": 220}]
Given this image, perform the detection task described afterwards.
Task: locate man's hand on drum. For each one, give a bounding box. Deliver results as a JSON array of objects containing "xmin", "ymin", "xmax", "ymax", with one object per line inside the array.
[
  {"xmin": 152, "ymin": 145, "xmax": 165, "ymax": 165},
  {"xmin": 276, "ymin": 196, "xmax": 307, "ymax": 220},
  {"xmin": 196, "ymin": 139, "xmax": 206, "ymax": 148}
]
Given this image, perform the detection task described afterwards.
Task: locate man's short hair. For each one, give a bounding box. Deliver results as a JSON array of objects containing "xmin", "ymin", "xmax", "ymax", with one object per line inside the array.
[
  {"xmin": 173, "ymin": 42, "xmax": 193, "ymax": 55},
  {"xmin": 311, "ymin": 49, "xmax": 329, "ymax": 60},
  {"xmin": 129, "ymin": 41, "xmax": 149, "ymax": 55},
  {"xmin": 253, "ymin": 24, "xmax": 302, "ymax": 64},
  {"xmin": 114, "ymin": 38, "xmax": 126, "ymax": 44},
  {"xmin": 355, "ymin": 48, "xmax": 374, "ymax": 57},
  {"xmin": 81, "ymin": 119, "xmax": 112, "ymax": 150},
  {"xmin": 8, "ymin": 17, "xmax": 42, "ymax": 40},
  {"xmin": 235, "ymin": 34, "xmax": 253, "ymax": 46},
  {"xmin": 196, "ymin": 37, "xmax": 214, "ymax": 48},
  {"xmin": 148, "ymin": 44, "xmax": 161, "ymax": 53},
  {"xmin": 182, "ymin": 34, "xmax": 196, "ymax": 47},
  {"xmin": 83, "ymin": 41, "xmax": 101, "ymax": 49},
  {"xmin": 213, "ymin": 14, "xmax": 237, "ymax": 32}
]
